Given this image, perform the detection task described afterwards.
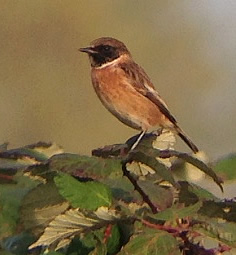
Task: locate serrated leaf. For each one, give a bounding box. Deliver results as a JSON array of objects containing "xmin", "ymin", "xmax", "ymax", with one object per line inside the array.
[
  {"xmin": 127, "ymin": 151, "xmax": 178, "ymax": 188},
  {"xmin": 0, "ymin": 176, "xmax": 38, "ymax": 239},
  {"xmin": 130, "ymin": 131, "xmax": 175, "ymax": 168},
  {"xmin": 103, "ymin": 177, "xmax": 142, "ymax": 203},
  {"xmin": 54, "ymin": 173, "xmax": 112, "ymax": 210},
  {"xmin": 24, "ymin": 142, "xmax": 63, "ymax": 158},
  {"xmin": 0, "ymin": 158, "xmax": 33, "ymax": 171},
  {"xmin": 24, "ymin": 163, "xmax": 56, "ymax": 182},
  {"xmin": 0, "ymin": 147, "xmax": 47, "ymax": 163},
  {"xmin": 152, "ymin": 201, "xmax": 202, "ymax": 221},
  {"xmin": 49, "ymin": 154, "xmax": 139, "ymax": 204},
  {"xmin": 21, "ymin": 181, "xmax": 68, "ymax": 235},
  {"xmin": 193, "ymin": 216, "xmax": 236, "ymax": 247},
  {"xmin": 199, "ymin": 200, "xmax": 236, "ymax": 223},
  {"xmin": 152, "ymin": 130, "xmax": 176, "ymax": 151},
  {"xmin": 49, "ymin": 153, "xmax": 122, "ymax": 180},
  {"xmin": 0, "ymin": 143, "xmax": 62, "ymax": 182},
  {"xmin": 138, "ymin": 148, "xmax": 223, "ymax": 191},
  {"xmin": 92, "ymin": 143, "xmax": 128, "ymax": 158},
  {"xmin": 213, "ymin": 153, "xmax": 236, "ymax": 181},
  {"xmin": 94, "ymin": 207, "xmax": 120, "ymax": 221},
  {"xmin": 171, "ymin": 151, "xmax": 224, "ymax": 191},
  {"xmin": 178, "ymin": 181, "xmax": 220, "ymax": 205},
  {"xmin": 126, "ymin": 161, "xmax": 156, "ymax": 176},
  {"xmin": 29, "ymin": 209, "xmax": 97, "ymax": 250},
  {"xmin": 153, "ymin": 130, "xmax": 176, "ymax": 168},
  {"xmin": 119, "ymin": 229, "xmax": 180, "ymax": 255},
  {"xmin": 29, "ymin": 207, "xmax": 121, "ymax": 250},
  {"xmin": 137, "ymin": 180, "xmax": 174, "ymax": 211}
]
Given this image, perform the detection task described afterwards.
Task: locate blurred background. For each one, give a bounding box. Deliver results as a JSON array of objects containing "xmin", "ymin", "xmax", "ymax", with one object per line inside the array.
[{"xmin": 0, "ymin": 1, "xmax": 235, "ymax": 160}]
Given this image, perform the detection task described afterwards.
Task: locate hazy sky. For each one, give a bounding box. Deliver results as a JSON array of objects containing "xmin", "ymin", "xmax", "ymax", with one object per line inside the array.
[{"xmin": 0, "ymin": 1, "xmax": 235, "ymax": 160}]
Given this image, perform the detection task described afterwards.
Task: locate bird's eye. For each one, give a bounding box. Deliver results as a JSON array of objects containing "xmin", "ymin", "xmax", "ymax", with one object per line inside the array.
[{"xmin": 103, "ymin": 45, "xmax": 111, "ymax": 51}]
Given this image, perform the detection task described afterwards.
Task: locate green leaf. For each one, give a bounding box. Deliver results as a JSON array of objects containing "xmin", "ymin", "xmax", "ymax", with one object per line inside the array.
[
  {"xmin": 82, "ymin": 228, "xmax": 107, "ymax": 255},
  {"xmin": 24, "ymin": 163, "xmax": 56, "ymax": 182},
  {"xmin": 199, "ymin": 200, "xmax": 236, "ymax": 223},
  {"xmin": 0, "ymin": 142, "xmax": 63, "ymax": 183},
  {"xmin": 127, "ymin": 151, "xmax": 178, "ymax": 188},
  {"xmin": 29, "ymin": 208, "xmax": 97, "ymax": 250},
  {"xmin": 0, "ymin": 175, "xmax": 37, "ymax": 239},
  {"xmin": 29, "ymin": 207, "xmax": 121, "ymax": 250},
  {"xmin": 119, "ymin": 229, "xmax": 180, "ymax": 255},
  {"xmin": 152, "ymin": 201, "xmax": 202, "ymax": 221},
  {"xmin": 107, "ymin": 224, "xmax": 121, "ymax": 255},
  {"xmin": 89, "ymin": 242, "xmax": 107, "ymax": 255},
  {"xmin": 54, "ymin": 173, "xmax": 112, "ymax": 210},
  {"xmin": 49, "ymin": 154, "xmax": 138, "ymax": 204},
  {"xmin": 178, "ymin": 181, "xmax": 220, "ymax": 205},
  {"xmin": 138, "ymin": 148, "xmax": 223, "ymax": 191},
  {"xmin": 0, "ymin": 142, "xmax": 59, "ymax": 163},
  {"xmin": 21, "ymin": 181, "xmax": 68, "ymax": 235},
  {"xmin": 81, "ymin": 231, "xmax": 102, "ymax": 250},
  {"xmin": 171, "ymin": 152, "xmax": 224, "ymax": 192},
  {"xmin": 213, "ymin": 153, "xmax": 236, "ymax": 181},
  {"xmin": 193, "ymin": 216, "xmax": 236, "ymax": 247},
  {"xmin": 49, "ymin": 153, "xmax": 122, "ymax": 180},
  {"xmin": 137, "ymin": 180, "xmax": 174, "ymax": 211},
  {"xmin": 103, "ymin": 178, "xmax": 142, "ymax": 203}
]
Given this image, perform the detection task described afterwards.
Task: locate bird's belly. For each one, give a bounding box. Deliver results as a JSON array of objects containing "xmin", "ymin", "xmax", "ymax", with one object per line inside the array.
[{"xmin": 92, "ymin": 68, "xmax": 167, "ymax": 131}]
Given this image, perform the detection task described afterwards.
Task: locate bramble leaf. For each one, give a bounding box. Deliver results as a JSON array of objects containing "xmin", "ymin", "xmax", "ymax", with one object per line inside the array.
[
  {"xmin": 213, "ymin": 153, "xmax": 236, "ymax": 181},
  {"xmin": 193, "ymin": 216, "xmax": 236, "ymax": 247},
  {"xmin": 0, "ymin": 175, "xmax": 37, "ymax": 239},
  {"xmin": 119, "ymin": 228, "xmax": 180, "ymax": 255},
  {"xmin": 127, "ymin": 151, "xmax": 178, "ymax": 188},
  {"xmin": 49, "ymin": 153, "xmax": 122, "ymax": 180},
  {"xmin": 29, "ymin": 207, "xmax": 121, "ymax": 250},
  {"xmin": 152, "ymin": 201, "xmax": 202, "ymax": 221},
  {"xmin": 21, "ymin": 181, "xmax": 69, "ymax": 235},
  {"xmin": 54, "ymin": 173, "xmax": 112, "ymax": 210}
]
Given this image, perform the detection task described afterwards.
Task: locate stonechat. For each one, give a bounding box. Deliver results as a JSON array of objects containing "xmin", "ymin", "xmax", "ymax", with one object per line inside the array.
[{"xmin": 80, "ymin": 37, "xmax": 199, "ymax": 153}]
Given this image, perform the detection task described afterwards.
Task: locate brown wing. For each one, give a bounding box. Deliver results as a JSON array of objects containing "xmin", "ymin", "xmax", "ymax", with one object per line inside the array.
[
  {"xmin": 119, "ymin": 61, "xmax": 177, "ymax": 125},
  {"xmin": 119, "ymin": 61, "xmax": 199, "ymax": 153}
]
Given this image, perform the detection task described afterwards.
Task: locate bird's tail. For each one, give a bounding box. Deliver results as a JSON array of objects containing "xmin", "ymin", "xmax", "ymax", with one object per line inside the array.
[{"xmin": 175, "ymin": 126, "xmax": 199, "ymax": 153}]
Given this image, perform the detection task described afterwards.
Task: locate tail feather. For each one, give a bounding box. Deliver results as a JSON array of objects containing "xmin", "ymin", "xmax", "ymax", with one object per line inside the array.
[{"xmin": 176, "ymin": 126, "xmax": 199, "ymax": 153}]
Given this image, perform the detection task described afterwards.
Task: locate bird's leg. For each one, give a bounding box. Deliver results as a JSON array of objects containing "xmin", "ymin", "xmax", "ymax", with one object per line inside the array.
[{"xmin": 130, "ymin": 130, "xmax": 146, "ymax": 151}]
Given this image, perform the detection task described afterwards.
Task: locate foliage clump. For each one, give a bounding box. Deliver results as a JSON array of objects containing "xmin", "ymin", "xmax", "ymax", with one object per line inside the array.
[{"xmin": 0, "ymin": 134, "xmax": 235, "ymax": 255}]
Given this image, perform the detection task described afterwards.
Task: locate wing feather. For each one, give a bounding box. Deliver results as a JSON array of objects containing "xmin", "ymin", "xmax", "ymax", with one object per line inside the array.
[{"xmin": 119, "ymin": 62, "xmax": 177, "ymax": 125}]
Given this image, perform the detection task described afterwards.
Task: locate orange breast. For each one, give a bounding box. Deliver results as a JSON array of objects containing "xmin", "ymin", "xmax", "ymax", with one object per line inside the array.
[{"xmin": 91, "ymin": 65, "xmax": 169, "ymax": 131}]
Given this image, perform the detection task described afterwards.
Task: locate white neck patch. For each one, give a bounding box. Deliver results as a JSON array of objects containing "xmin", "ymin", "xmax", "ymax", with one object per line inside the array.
[{"xmin": 95, "ymin": 54, "xmax": 129, "ymax": 69}]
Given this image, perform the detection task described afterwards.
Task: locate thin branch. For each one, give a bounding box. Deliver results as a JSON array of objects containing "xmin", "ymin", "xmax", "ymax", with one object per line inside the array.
[
  {"xmin": 0, "ymin": 173, "xmax": 14, "ymax": 181},
  {"xmin": 141, "ymin": 219, "xmax": 182, "ymax": 236},
  {"xmin": 122, "ymin": 162, "xmax": 159, "ymax": 214}
]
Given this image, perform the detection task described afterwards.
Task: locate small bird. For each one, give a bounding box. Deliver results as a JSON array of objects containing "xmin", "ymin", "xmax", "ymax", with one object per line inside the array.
[{"xmin": 80, "ymin": 37, "xmax": 199, "ymax": 153}]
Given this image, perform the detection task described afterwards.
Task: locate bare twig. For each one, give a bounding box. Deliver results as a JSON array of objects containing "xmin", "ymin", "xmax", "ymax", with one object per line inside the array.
[{"xmin": 122, "ymin": 161, "xmax": 159, "ymax": 214}]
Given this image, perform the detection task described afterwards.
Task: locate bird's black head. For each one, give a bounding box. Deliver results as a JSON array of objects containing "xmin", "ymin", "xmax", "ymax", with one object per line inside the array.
[{"xmin": 80, "ymin": 37, "xmax": 130, "ymax": 67}]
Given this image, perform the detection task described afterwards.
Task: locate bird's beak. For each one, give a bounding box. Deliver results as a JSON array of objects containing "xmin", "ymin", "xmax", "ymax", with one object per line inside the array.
[{"xmin": 79, "ymin": 47, "xmax": 97, "ymax": 54}]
